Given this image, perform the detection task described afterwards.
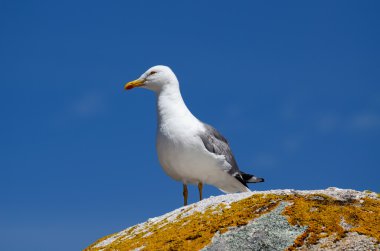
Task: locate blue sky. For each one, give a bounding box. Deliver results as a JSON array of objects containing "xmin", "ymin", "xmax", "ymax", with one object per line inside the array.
[{"xmin": 1, "ymin": 1, "xmax": 379, "ymax": 250}]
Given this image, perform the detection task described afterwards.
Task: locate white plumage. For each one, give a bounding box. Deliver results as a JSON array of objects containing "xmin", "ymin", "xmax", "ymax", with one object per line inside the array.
[{"xmin": 125, "ymin": 65, "xmax": 264, "ymax": 205}]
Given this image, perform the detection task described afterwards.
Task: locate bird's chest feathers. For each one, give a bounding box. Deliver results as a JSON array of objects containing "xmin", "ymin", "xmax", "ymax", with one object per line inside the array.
[
  {"xmin": 156, "ymin": 92, "xmax": 201, "ymax": 150},
  {"xmin": 157, "ymin": 118, "xmax": 200, "ymax": 151},
  {"xmin": 156, "ymin": 117, "xmax": 206, "ymax": 173},
  {"xmin": 155, "ymin": 90, "xmax": 213, "ymax": 181}
]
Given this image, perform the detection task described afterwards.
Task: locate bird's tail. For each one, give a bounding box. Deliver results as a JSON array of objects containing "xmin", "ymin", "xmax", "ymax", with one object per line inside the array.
[{"xmin": 240, "ymin": 171, "xmax": 264, "ymax": 183}]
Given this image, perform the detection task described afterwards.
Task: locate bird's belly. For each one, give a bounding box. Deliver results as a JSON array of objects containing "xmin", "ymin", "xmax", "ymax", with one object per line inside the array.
[{"xmin": 156, "ymin": 134, "xmax": 225, "ymax": 184}]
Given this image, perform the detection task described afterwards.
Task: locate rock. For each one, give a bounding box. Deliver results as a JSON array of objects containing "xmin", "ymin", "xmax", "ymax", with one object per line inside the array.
[{"xmin": 84, "ymin": 188, "xmax": 380, "ymax": 251}]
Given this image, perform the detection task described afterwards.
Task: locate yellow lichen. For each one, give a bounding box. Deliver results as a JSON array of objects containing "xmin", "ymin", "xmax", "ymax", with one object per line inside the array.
[
  {"xmin": 84, "ymin": 194, "xmax": 280, "ymax": 251},
  {"xmin": 84, "ymin": 193, "xmax": 380, "ymax": 251},
  {"xmin": 284, "ymin": 194, "xmax": 380, "ymax": 250}
]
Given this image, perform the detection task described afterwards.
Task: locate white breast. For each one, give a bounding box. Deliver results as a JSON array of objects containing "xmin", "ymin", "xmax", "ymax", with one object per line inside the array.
[
  {"xmin": 155, "ymin": 84, "xmax": 223, "ymax": 184},
  {"xmin": 154, "ymin": 81, "xmax": 248, "ymax": 192},
  {"xmin": 156, "ymin": 116, "xmax": 207, "ymax": 183}
]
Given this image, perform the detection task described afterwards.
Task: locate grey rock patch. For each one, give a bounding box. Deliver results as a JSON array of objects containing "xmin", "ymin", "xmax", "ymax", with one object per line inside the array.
[
  {"xmin": 309, "ymin": 195, "xmax": 325, "ymax": 201},
  {"xmin": 297, "ymin": 232, "xmax": 380, "ymax": 251},
  {"xmin": 202, "ymin": 202, "xmax": 307, "ymax": 251},
  {"xmin": 309, "ymin": 207, "xmax": 318, "ymax": 212},
  {"xmin": 340, "ymin": 217, "xmax": 354, "ymax": 231},
  {"xmin": 131, "ymin": 246, "xmax": 145, "ymax": 251}
]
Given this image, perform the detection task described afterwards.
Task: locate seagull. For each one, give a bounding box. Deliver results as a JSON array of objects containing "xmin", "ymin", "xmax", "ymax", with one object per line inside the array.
[{"xmin": 124, "ymin": 65, "xmax": 264, "ymax": 206}]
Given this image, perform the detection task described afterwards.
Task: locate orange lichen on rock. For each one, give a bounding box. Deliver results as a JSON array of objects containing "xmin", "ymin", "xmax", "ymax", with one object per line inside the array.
[
  {"xmin": 283, "ymin": 194, "xmax": 380, "ymax": 250},
  {"xmin": 84, "ymin": 194, "xmax": 281, "ymax": 251},
  {"xmin": 85, "ymin": 192, "xmax": 380, "ymax": 251}
]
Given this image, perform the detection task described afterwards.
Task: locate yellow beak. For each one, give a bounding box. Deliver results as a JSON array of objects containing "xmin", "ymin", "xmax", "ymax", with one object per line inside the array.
[{"xmin": 124, "ymin": 79, "xmax": 145, "ymax": 90}]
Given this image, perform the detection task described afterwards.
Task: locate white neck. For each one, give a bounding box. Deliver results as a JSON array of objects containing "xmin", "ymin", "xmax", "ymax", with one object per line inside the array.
[{"xmin": 156, "ymin": 82, "xmax": 197, "ymax": 126}]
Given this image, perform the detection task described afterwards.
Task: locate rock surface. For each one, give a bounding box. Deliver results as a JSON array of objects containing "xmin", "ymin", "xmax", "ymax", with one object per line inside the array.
[{"xmin": 84, "ymin": 188, "xmax": 379, "ymax": 251}]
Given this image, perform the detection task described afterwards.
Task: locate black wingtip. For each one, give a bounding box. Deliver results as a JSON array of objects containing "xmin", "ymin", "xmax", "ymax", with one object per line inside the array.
[
  {"xmin": 240, "ymin": 171, "xmax": 264, "ymax": 183},
  {"xmin": 247, "ymin": 177, "xmax": 264, "ymax": 183},
  {"xmin": 257, "ymin": 177, "xmax": 265, "ymax": 183}
]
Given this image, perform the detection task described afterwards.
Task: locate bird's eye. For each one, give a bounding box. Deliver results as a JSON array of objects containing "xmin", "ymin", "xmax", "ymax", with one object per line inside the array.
[{"xmin": 149, "ymin": 71, "xmax": 157, "ymax": 75}]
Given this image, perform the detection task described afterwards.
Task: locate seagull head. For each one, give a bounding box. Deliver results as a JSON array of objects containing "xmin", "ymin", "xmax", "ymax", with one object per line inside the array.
[{"xmin": 124, "ymin": 65, "xmax": 178, "ymax": 92}]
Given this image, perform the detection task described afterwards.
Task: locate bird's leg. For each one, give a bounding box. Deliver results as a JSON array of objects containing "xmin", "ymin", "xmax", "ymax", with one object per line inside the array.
[
  {"xmin": 183, "ymin": 184, "xmax": 188, "ymax": 206},
  {"xmin": 198, "ymin": 182, "xmax": 203, "ymax": 201}
]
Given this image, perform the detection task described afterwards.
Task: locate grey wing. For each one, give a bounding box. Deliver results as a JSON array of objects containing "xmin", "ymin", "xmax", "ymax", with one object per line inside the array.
[{"xmin": 199, "ymin": 123, "xmax": 247, "ymax": 186}]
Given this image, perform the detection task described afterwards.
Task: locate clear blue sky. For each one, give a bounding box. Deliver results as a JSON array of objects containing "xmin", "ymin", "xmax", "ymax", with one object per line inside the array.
[{"xmin": 1, "ymin": 1, "xmax": 379, "ymax": 250}]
